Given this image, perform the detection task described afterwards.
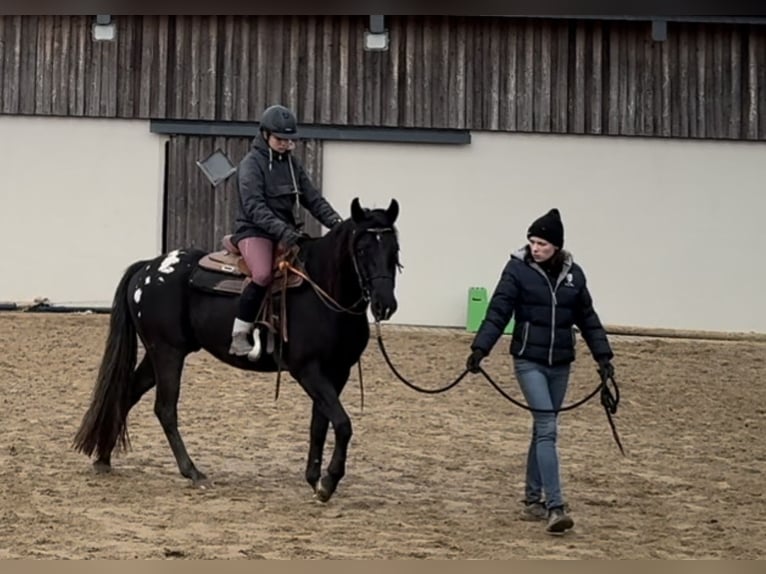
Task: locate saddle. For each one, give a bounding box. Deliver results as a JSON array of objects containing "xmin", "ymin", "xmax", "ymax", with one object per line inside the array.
[{"xmin": 189, "ymin": 235, "xmax": 306, "ymax": 349}]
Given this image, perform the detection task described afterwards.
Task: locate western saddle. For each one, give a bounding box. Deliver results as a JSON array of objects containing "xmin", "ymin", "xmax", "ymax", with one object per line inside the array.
[{"xmin": 191, "ymin": 235, "xmax": 306, "ymax": 347}]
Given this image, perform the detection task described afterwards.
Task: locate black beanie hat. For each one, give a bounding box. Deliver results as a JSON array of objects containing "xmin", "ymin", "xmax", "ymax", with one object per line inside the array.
[{"xmin": 527, "ymin": 208, "xmax": 564, "ymax": 248}]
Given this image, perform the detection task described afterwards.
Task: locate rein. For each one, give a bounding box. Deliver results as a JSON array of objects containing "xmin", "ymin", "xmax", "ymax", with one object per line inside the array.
[{"xmin": 373, "ymin": 321, "xmax": 626, "ymax": 456}]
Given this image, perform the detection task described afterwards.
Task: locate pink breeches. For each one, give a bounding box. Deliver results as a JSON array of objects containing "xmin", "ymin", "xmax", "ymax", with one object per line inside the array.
[{"xmin": 237, "ymin": 237, "xmax": 274, "ymax": 286}]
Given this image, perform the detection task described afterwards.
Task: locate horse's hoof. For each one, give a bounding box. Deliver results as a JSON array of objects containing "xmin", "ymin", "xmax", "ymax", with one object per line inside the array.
[
  {"xmin": 192, "ymin": 478, "xmax": 212, "ymax": 490},
  {"xmin": 313, "ymin": 476, "xmax": 335, "ymax": 503},
  {"xmin": 93, "ymin": 461, "xmax": 112, "ymax": 474},
  {"xmin": 313, "ymin": 486, "xmax": 331, "ymax": 503}
]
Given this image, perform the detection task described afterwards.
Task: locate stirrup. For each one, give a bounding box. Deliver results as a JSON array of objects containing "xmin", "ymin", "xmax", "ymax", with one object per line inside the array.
[{"xmin": 247, "ymin": 327, "xmax": 262, "ymax": 361}]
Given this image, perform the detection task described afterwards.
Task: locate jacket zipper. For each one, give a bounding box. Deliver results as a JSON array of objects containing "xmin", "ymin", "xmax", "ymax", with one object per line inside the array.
[
  {"xmin": 519, "ymin": 322, "xmax": 530, "ymax": 356},
  {"xmin": 533, "ymin": 264, "xmax": 568, "ymax": 366}
]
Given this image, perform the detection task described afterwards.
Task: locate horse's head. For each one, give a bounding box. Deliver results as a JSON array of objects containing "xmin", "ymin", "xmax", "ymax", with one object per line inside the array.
[{"xmin": 350, "ymin": 197, "xmax": 401, "ymax": 322}]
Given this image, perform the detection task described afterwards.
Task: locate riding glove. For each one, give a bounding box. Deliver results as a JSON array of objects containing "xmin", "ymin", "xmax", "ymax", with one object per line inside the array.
[
  {"xmin": 466, "ymin": 348, "xmax": 487, "ymax": 373},
  {"xmin": 597, "ymin": 357, "xmax": 615, "ymax": 379}
]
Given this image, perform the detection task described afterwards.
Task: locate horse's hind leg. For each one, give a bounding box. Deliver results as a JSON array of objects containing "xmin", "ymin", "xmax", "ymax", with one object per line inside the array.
[
  {"xmin": 94, "ymin": 355, "xmax": 156, "ymax": 473},
  {"xmin": 150, "ymin": 345, "xmax": 208, "ymax": 486}
]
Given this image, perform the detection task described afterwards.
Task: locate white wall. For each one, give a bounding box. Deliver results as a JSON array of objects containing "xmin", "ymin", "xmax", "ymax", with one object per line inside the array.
[
  {"xmin": 0, "ymin": 116, "xmax": 166, "ymax": 306},
  {"xmin": 323, "ymin": 132, "xmax": 766, "ymax": 334}
]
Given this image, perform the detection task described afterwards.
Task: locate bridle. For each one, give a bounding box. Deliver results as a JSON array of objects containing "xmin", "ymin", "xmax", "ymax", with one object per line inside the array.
[{"xmin": 350, "ymin": 225, "xmax": 398, "ymax": 310}]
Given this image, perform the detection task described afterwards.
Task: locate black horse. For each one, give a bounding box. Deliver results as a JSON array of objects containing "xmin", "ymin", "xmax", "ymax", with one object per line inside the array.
[{"xmin": 73, "ymin": 197, "xmax": 401, "ymax": 502}]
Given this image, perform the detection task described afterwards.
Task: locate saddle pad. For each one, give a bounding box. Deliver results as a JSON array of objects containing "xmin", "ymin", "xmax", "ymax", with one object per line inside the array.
[
  {"xmin": 198, "ymin": 250, "xmax": 249, "ymax": 277},
  {"xmin": 189, "ymin": 266, "xmax": 247, "ymax": 295}
]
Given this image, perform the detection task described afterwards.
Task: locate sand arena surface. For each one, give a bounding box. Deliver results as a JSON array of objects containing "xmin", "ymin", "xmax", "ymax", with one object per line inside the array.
[{"xmin": 1, "ymin": 313, "xmax": 765, "ymax": 559}]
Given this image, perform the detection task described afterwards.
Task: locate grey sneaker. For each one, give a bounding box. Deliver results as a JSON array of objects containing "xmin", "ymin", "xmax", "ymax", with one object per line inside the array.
[
  {"xmin": 520, "ymin": 500, "xmax": 548, "ymax": 521},
  {"xmin": 546, "ymin": 506, "xmax": 574, "ymax": 535}
]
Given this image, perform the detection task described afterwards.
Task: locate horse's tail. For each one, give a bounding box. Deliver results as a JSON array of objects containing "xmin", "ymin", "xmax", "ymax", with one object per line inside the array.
[{"xmin": 72, "ymin": 258, "xmax": 150, "ymax": 460}]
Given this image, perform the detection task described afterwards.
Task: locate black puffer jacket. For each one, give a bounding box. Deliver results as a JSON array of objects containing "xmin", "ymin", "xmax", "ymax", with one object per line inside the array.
[
  {"xmin": 231, "ymin": 135, "xmax": 342, "ymax": 246},
  {"xmin": 471, "ymin": 246, "xmax": 613, "ymax": 366}
]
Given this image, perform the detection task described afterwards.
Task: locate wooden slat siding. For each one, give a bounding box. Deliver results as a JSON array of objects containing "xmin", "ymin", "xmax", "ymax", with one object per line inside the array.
[
  {"xmin": 552, "ymin": 24, "xmax": 568, "ymax": 133},
  {"xmin": 117, "ymin": 16, "xmax": 133, "ymax": 118},
  {"xmin": 286, "ymin": 16, "xmax": 301, "ymax": 117},
  {"xmin": 138, "ymin": 17, "xmax": 154, "ymax": 117},
  {"xmin": 0, "ymin": 19, "xmax": 5, "ymax": 110},
  {"xmin": 187, "ymin": 16, "xmax": 200, "ymax": 120},
  {"xmin": 706, "ymin": 27, "xmax": 717, "ymax": 139},
  {"xmin": 71, "ymin": 16, "xmax": 85, "ymax": 116},
  {"xmin": 500, "ymin": 19, "xmax": 516, "ymax": 131},
  {"xmin": 729, "ymin": 28, "xmax": 742, "ymax": 139},
  {"xmin": 0, "ymin": 18, "xmax": 6, "ymax": 112},
  {"xmin": 3, "ymin": 16, "xmax": 766, "ymax": 141},
  {"xmin": 589, "ymin": 22, "xmax": 604, "ymax": 134},
  {"xmin": 383, "ymin": 16, "xmax": 400, "ymax": 126},
  {"xmin": 618, "ymin": 24, "xmax": 630, "ymax": 135},
  {"xmin": 316, "ymin": 17, "xmax": 330, "ymax": 124},
  {"xmin": 234, "ymin": 17, "xmax": 249, "ymax": 121},
  {"xmin": 534, "ymin": 20, "xmax": 550, "ymax": 132},
  {"xmin": 677, "ymin": 25, "xmax": 689, "ymax": 137},
  {"xmin": 348, "ymin": 18, "xmax": 363, "ymax": 125},
  {"xmin": 666, "ymin": 27, "xmax": 678, "ymax": 137},
  {"xmin": 435, "ymin": 16, "xmax": 449, "ymax": 129},
  {"xmin": 51, "ymin": 16, "xmax": 67, "ymax": 116},
  {"xmin": 165, "ymin": 136, "xmax": 182, "ymax": 251},
  {"xmin": 33, "ymin": 16, "xmax": 47, "ymax": 115},
  {"xmin": 402, "ymin": 17, "xmax": 415, "ymax": 127},
  {"xmin": 202, "ymin": 16, "xmax": 218, "ymax": 121},
  {"xmin": 336, "ymin": 17, "xmax": 349, "ymax": 124},
  {"xmin": 660, "ymin": 30, "xmax": 672, "ymax": 137},
  {"xmin": 626, "ymin": 26, "xmax": 638, "ymax": 136},
  {"xmin": 759, "ymin": 28, "xmax": 766, "ymax": 139},
  {"xmin": 606, "ymin": 24, "xmax": 619, "ymax": 135},
  {"xmin": 454, "ymin": 18, "xmax": 466, "ymax": 129},
  {"xmin": 100, "ymin": 25, "xmax": 117, "ymax": 117},
  {"xmin": 570, "ymin": 22, "xmax": 584, "ymax": 132},
  {"xmin": 712, "ymin": 27, "xmax": 724, "ymax": 139},
  {"xmin": 422, "ymin": 17, "xmax": 434, "ymax": 128},
  {"xmin": 518, "ymin": 22, "xmax": 533, "ymax": 131},
  {"xmin": 154, "ymin": 17, "xmax": 168, "ymax": 118},
  {"xmin": 298, "ymin": 17, "xmax": 312, "ymax": 123},
  {"xmin": 747, "ymin": 27, "xmax": 759, "ymax": 139},
  {"xmin": 412, "ymin": 17, "xmax": 424, "ymax": 128},
  {"xmin": 213, "ymin": 137, "xmax": 250, "ymax": 250},
  {"xmin": 462, "ymin": 20, "xmax": 473, "ymax": 131},
  {"xmin": 169, "ymin": 17, "xmax": 183, "ymax": 119},
  {"xmin": 2, "ymin": 17, "xmax": 20, "ymax": 113},
  {"xmin": 268, "ymin": 17, "xmax": 285, "ymax": 116},
  {"xmin": 695, "ymin": 27, "xmax": 707, "ymax": 137},
  {"xmin": 486, "ymin": 18, "xmax": 499, "ymax": 130}
]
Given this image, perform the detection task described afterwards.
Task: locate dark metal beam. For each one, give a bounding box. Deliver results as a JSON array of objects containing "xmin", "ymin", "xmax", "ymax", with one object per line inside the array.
[
  {"xmin": 150, "ymin": 120, "xmax": 471, "ymax": 145},
  {"xmin": 487, "ymin": 15, "xmax": 766, "ymax": 25}
]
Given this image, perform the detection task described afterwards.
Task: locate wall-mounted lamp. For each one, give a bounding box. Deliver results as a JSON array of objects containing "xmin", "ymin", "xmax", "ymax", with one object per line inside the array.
[
  {"xmin": 651, "ymin": 19, "xmax": 667, "ymax": 42},
  {"xmin": 364, "ymin": 15, "xmax": 389, "ymax": 51},
  {"xmin": 93, "ymin": 14, "xmax": 116, "ymax": 42}
]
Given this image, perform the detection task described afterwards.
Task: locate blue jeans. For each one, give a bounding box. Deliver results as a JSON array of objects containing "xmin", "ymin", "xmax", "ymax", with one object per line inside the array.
[{"xmin": 513, "ymin": 358, "xmax": 571, "ymax": 510}]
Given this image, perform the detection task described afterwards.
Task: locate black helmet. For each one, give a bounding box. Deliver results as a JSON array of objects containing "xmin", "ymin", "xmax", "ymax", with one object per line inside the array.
[{"xmin": 259, "ymin": 104, "xmax": 299, "ymax": 139}]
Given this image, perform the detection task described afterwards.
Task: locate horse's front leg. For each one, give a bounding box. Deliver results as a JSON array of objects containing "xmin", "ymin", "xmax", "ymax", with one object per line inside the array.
[
  {"xmin": 305, "ymin": 402, "xmax": 329, "ymax": 490},
  {"xmin": 295, "ymin": 361, "xmax": 352, "ymax": 503}
]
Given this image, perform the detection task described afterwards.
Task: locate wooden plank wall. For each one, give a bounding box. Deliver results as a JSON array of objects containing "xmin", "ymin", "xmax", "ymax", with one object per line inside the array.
[
  {"xmin": 164, "ymin": 136, "xmax": 324, "ymax": 252},
  {"xmin": 1, "ymin": 15, "xmax": 765, "ymax": 140}
]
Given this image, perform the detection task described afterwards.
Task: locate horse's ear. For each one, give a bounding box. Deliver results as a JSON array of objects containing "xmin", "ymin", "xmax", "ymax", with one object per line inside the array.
[
  {"xmin": 386, "ymin": 199, "xmax": 399, "ymax": 224},
  {"xmin": 351, "ymin": 197, "xmax": 365, "ymax": 223}
]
